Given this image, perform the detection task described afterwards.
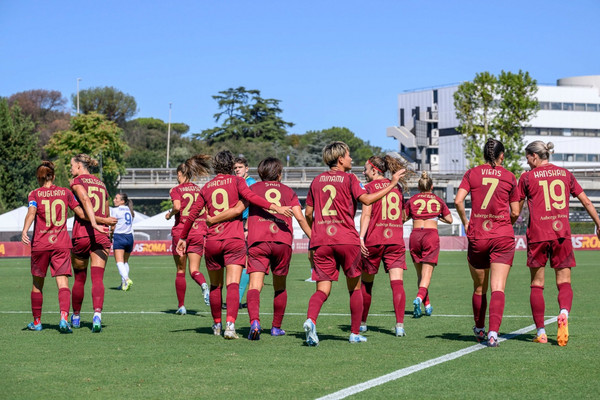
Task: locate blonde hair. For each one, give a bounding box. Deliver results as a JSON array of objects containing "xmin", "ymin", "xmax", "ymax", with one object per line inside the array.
[
  {"xmin": 418, "ymin": 171, "xmax": 433, "ymax": 192},
  {"xmin": 72, "ymin": 154, "xmax": 98, "ymax": 171},
  {"xmin": 367, "ymin": 155, "xmax": 411, "ymax": 190},
  {"xmin": 525, "ymin": 140, "xmax": 554, "ymax": 160},
  {"xmin": 178, "ymin": 154, "xmax": 212, "ymax": 181},
  {"xmin": 322, "ymin": 141, "xmax": 350, "ymax": 167}
]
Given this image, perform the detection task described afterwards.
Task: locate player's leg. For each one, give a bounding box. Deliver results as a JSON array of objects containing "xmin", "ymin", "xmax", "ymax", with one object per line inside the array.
[
  {"xmin": 360, "ymin": 271, "xmax": 375, "ymax": 332},
  {"xmin": 487, "ymin": 262, "xmax": 511, "ymax": 345},
  {"xmin": 247, "ymin": 271, "xmax": 265, "ymax": 340},
  {"xmin": 28, "ymin": 275, "xmax": 45, "ymax": 331},
  {"xmin": 70, "ymin": 251, "xmax": 89, "ymax": 328},
  {"xmin": 114, "ymin": 248, "xmax": 128, "ymax": 288},
  {"xmin": 271, "ymin": 273, "xmax": 287, "ymax": 336},
  {"xmin": 555, "ymin": 267, "xmax": 572, "ymax": 346},
  {"xmin": 188, "ymin": 252, "xmax": 209, "ymax": 305},
  {"xmin": 173, "ymin": 253, "xmax": 187, "ymax": 314},
  {"xmin": 469, "ymin": 263, "xmax": 489, "ymax": 342},
  {"xmin": 89, "ymin": 247, "xmax": 109, "ymax": 332},
  {"xmin": 207, "ymin": 267, "xmax": 224, "ymax": 335},
  {"xmin": 389, "ymin": 267, "xmax": 406, "ymax": 336}
]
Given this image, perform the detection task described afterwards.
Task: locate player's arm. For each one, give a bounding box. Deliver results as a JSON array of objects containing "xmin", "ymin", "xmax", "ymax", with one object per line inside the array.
[
  {"xmin": 166, "ymin": 199, "xmax": 181, "ymax": 220},
  {"xmin": 207, "ymin": 201, "xmax": 245, "ymax": 226},
  {"xmin": 454, "ymin": 187, "xmax": 470, "ymax": 232},
  {"xmin": 21, "ymin": 206, "xmax": 36, "ymax": 246},
  {"xmin": 72, "ymin": 184, "xmax": 104, "ymax": 233},
  {"xmin": 304, "ymin": 205, "xmax": 314, "ymax": 229},
  {"xmin": 439, "ymin": 212, "xmax": 453, "ymax": 224},
  {"xmin": 359, "ymin": 204, "xmax": 372, "ymax": 256},
  {"xmin": 510, "ymin": 201, "xmax": 521, "ymax": 224},
  {"xmin": 238, "ymin": 181, "xmax": 292, "ymax": 217},
  {"xmin": 292, "ymin": 205, "xmax": 311, "ymax": 239},
  {"xmin": 358, "ymin": 169, "xmax": 406, "ymax": 205},
  {"xmin": 73, "ymin": 205, "xmax": 117, "ymax": 226},
  {"xmin": 577, "ymin": 191, "xmax": 600, "ymax": 239}
]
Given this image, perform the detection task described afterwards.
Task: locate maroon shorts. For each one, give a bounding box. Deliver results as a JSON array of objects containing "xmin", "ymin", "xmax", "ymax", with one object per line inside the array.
[
  {"xmin": 186, "ymin": 234, "xmax": 205, "ymax": 256},
  {"xmin": 247, "ymin": 242, "xmax": 292, "ymax": 276},
  {"xmin": 312, "ymin": 244, "xmax": 361, "ymax": 281},
  {"xmin": 527, "ymin": 238, "xmax": 575, "ymax": 269},
  {"xmin": 468, "ymin": 237, "xmax": 515, "ymax": 269},
  {"xmin": 204, "ymin": 239, "xmax": 247, "ymax": 271},
  {"xmin": 409, "ymin": 228, "xmax": 440, "ymax": 264},
  {"xmin": 362, "ymin": 244, "xmax": 407, "ymax": 274},
  {"xmin": 71, "ymin": 235, "xmax": 111, "ymax": 260},
  {"xmin": 31, "ymin": 249, "xmax": 72, "ymax": 277}
]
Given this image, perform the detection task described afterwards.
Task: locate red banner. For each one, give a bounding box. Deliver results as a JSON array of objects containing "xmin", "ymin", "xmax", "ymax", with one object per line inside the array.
[{"xmin": 2, "ymin": 235, "xmax": 599, "ymax": 258}]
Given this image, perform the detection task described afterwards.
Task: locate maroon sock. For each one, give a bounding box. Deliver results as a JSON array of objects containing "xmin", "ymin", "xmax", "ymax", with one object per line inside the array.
[
  {"xmin": 349, "ymin": 289, "xmax": 363, "ymax": 334},
  {"xmin": 557, "ymin": 282, "xmax": 573, "ymax": 312},
  {"xmin": 472, "ymin": 293, "xmax": 487, "ymax": 329},
  {"xmin": 530, "ymin": 285, "xmax": 545, "ymax": 329},
  {"xmin": 175, "ymin": 272, "xmax": 186, "ymax": 308},
  {"xmin": 272, "ymin": 290, "xmax": 287, "ymax": 328},
  {"xmin": 58, "ymin": 287, "xmax": 70, "ymax": 317},
  {"xmin": 226, "ymin": 283, "xmax": 240, "ymax": 323},
  {"xmin": 361, "ymin": 281, "xmax": 373, "ymax": 322},
  {"xmin": 209, "ymin": 285, "xmax": 222, "ymax": 323},
  {"xmin": 247, "ymin": 289, "xmax": 261, "ymax": 322},
  {"xmin": 72, "ymin": 268, "xmax": 87, "ymax": 314},
  {"xmin": 488, "ymin": 291, "xmax": 505, "ymax": 333},
  {"xmin": 417, "ymin": 287, "xmax": 428, "ymax": 302},
  {"xmin": 390, "ymin": 280, "xmax": 405, "ymax": 323},
  {"xmin": 307, "ymin": 290, "xmax": 328, "ymax": 323},
  {"xmin": 423, "ymin": 290, "xmax": 430, "ymax": 306},
  {"xmin": 90, "ymin": 266, "xmax": 105, "ymax": 313},
  {"xmin": 31, "ymin": 291, "xmax": 43, "ymax": 320},
  {"xmin": 191, "ymin": 271, "xmax": 206, "ymax": 286}
]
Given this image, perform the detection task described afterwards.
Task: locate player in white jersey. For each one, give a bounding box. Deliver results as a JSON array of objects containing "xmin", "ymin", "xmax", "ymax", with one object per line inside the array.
[{"xmin": 110, "ymin": 193, "xmax": 135, "ymax": 291}]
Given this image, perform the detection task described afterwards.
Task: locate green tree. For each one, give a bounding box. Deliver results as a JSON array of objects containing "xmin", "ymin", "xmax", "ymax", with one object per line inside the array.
[
  {"xmin": 0, "ymin": 99, "xmax": 39, "ymax": 213},
  {"xmin": 73, "ymin": 86, "xmax": 138, "ymax": 126},
  {"xmin": 45, "ymin": 112, "xmax": 129, "ymax": 195},
  {"xmin": 454, "ymin": 70, "xmax": 538, "ymax": 175},
  {"xmin": 197, "ymin": 87, "xmax": 294, "ymax": 144}
]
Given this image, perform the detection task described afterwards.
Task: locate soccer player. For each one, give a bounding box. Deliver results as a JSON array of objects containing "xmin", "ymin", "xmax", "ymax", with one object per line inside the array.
[
  {"xmin": 517, "ymin": 141, "xmax": 600, "ymax": 346},
  {"xmin": 404, "ymin": 171, "xmax": 452, "ymax": 318},
  {"xmin": 165, "ymin": 156, "xmax": 212, "ymax": 315},
  {"xmin": 303, "ymin": 141, "xmax": 405, "ymax": 346},
  {"xmin": 21, "ymin": 161, "xmax": 91, "ymax": 332},
  {"xmin": 176, "ymin": 150, "xmax": 292, "ymax": 339},
  {"xmin": 233, "ymin": 156, "xmax": 257, "ymax": 309},
  {"xmin": 244, "ymin": 157, "xmax": 312, "ymax": 340},
  {"xmin": 69, "ymin": 153, "xmax": 116, "ymax": 332},
  {"xmin": 358, "ymin": 155, "xmax": 410, "ymax": 337},
  {"xmin": 111, "ymin": 193, "xmax": 134, "ymax": 291},
  {"xmin": 454, "ymin": 139, "xmax": 520, "ymax": 347}
]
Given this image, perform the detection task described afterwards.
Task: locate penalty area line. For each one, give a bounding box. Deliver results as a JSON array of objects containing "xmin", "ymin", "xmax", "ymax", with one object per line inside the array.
[{"xmin": 316, "ymin": 317, "xmax": 558, "ymax": 400}]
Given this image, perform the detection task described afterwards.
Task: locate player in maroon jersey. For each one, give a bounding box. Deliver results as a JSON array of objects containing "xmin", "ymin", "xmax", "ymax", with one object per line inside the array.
[
  {"xmin": 176, "ymin": 151, "xmax": 292, "ymax": 339},
  {"xmin": 404, "ymin": 171, "xmax": 452, "ymax": 319},
  {"xmin": 358, "ymin": 155, "xmax": 410, "ymax": 337},
  {"xmin": 165, "ymin": 155, "xmax": 212, "ymax": 315},
  {"xmin": 22, "ymin": 161, "xmax": 86, "ymax": 332},
  {"xmin": 455, "ymin": 139, "xmax": 521, "ymax": 347},
  {"xmin": 303, "ymin": 142, "xmax": 405, "ymax": 346},
  {"xmin": 517, "ymin": 141, "xmax": 600, "ymax": 346},
  {"xmin": 69, "ymin": 154, "xmax": 116, "ymax": 332}
]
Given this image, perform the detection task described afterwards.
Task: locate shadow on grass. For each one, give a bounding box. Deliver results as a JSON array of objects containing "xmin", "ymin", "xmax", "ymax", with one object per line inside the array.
[
  {"xmin": 426, "ymin": 331, "xmax": 481, "ymax": 343},
  {"xmin": 162, "ymin": 309, "xmax": 203, "ymax": 315}
]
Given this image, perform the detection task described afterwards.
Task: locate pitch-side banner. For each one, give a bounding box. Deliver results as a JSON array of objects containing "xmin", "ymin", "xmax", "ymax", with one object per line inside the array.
[{"xmin": 2, "ymin": 235, "xmax": 600, "ymax": 257}]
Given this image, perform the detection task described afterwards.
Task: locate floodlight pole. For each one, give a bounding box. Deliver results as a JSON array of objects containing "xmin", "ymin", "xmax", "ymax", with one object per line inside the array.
[
  {"xmin": 166, "ymin": 103, "xmax": 172, "ymax": 169},
  {"xmin": 76, "ymin": 78, "xmax": 82, "ymax": 114}
]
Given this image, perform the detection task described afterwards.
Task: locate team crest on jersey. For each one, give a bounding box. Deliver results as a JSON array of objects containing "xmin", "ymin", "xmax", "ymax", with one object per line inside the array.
[
  {"xmin": 552, "ymin": 220, "xmax": 563, "ymax": 231},
  {"xmin": 48, "ymin": 235, "xmax": 57, "ymax": 244},
  {"xmin": 192, "ymin": 222, "xmax": 199, "ymax": 230},
  {"xmin": 383, "ymin": 228, "xmax": 393, "ymax": 239},
  {"xmin": 269, "ymin": 222, "xmax": 280, "ymax": 234},
  {"xmin": 326, "ymin": 225, "xmax": 337, "ymax": 236},
  {"xmin": 214, "ymin": 225, "xmax": 222, "ymax": 233},
  {"xmin": 483, "ymin": 220, "xmax": 493, "ymax": 231}
]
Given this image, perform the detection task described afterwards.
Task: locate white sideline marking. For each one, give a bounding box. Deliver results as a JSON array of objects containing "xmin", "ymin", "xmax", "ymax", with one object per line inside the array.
[{"xmin": 316, "ymin": 317, "xmax": 558, "ymax": 400}]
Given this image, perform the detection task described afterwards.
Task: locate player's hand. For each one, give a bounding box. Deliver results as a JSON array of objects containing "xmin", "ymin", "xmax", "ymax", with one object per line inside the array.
[
  {"xmin": 176, "ymin": 239, "xmax": 187, "ymax": 256},
  {"xmin": 360, "ymin": 238, "xmax": 369, "ymax": 257},
  {"xmin": 21, "ymin": 232, "xmax": 30, "ymax": 246},
  {"xmin": 92, "ymin": 223, "xmax": 109, "ymax": 234},
  {"xmin": 272, "ymin": 205, "xmax": 293, "ymax": 217},
  {"xmin": 596, "ymin": 226, "xmax": 600, "ymax": 240},
  {"xmin": 390, "ymin": 169, "xmax": 406, "ymax": 184},
  {"xmin": 165, "ymin": 211, "xmax": 172, "ymax": 220},
  {"xmin": 105, "ymin": 217, "xmax": 118, "ymax": 226}
]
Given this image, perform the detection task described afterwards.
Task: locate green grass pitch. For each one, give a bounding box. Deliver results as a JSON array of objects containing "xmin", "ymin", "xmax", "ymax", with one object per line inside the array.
[{"xmin": 1, "ymin": 251, "xmax": 599, "ymax": 399}]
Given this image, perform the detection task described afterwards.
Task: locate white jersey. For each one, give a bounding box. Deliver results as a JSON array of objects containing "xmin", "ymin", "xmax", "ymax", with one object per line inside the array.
[{"xmin": 111, "ymin": 205, "xmax": 134, "ymax": 235}]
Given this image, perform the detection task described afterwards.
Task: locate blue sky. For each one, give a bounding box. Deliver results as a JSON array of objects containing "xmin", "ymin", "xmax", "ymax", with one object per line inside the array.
[{"xmin": 1, "ymin": 0, "xmax": 598, "ymax": 151}]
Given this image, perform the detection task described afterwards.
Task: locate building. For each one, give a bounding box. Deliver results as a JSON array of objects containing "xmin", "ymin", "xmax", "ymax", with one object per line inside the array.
[{"xmin": 387, "ymin": 75, "xmax": 600, "ymax": 173}]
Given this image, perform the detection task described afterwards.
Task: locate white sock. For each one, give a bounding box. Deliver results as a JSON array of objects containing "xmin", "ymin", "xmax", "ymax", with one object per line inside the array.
[
  {"xmin": 537, "ymin": 327, "xmax": 546, "ymax": 336},
  {"xmin": 94, "ymin": 312, "xmax": 101, "ymax": 319},
  {"xmin": 124, "ymin": 262, "xmax": 130, "ymax": 278},
  {"xmin": 560, "ymin": 309, "xmax": 569, "ymax": 318},
  {"xmin": 116, "ymin": 262, "xmax": 128, "ymax": 280},
  {"xmin": 488, "ymin": 331, "xmax": 498, "ymax": 340}
]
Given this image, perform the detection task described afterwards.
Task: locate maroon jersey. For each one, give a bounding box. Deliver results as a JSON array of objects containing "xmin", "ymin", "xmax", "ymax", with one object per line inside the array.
[
  {"xmin": 70, "ymin": 174, "xmax": 110, "ymax": 239},
  {"xmin": 181, "ymin": 174, "xmax": 272, "ymax": 241},
  {"xmin": 458, "ymin": 165, "xmax": 519, "ymax": 239},
  {"xmin": 306, "ymin": 170, "xmax": 367, "ymax": 248},
  {"xmin": 363, "ymin": 179, "xmax": 404, "ymax": 246},
  {"xmin": 169, "ymin": 182, "xmax": 206, "ymax": 238},
  {"xmin": 404, "ymin": 192, "xmax": 450, "ymax": 221},
  {"xmin": 518, "ymin": 164, "xmax": 583, "ymax": 243},
  {"xmin": 27, "ymin": 185, "xmax": 79, "ymax": 250},
  {"xmin": 247, "ymin": 181, "xmax": 300, "ymax": 247}
]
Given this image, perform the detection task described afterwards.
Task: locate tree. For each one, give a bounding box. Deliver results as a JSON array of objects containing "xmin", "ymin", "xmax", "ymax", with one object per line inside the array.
[
  {"xmin": 197, "ymin": 87, "xmax": 294, "ymax": 144},
  {"xmin": 45, "ymin": 112, "xmax": 129, "ymax": 195},
  {"xmin": 7, "ymin": 89, "xmax": 70, "ymax": 157},
  {"xmin": 454, "ymin": 70, "xmax": 538, "ymax": 175},
  {"xmin": 0, "ymin": 99, "xmax": 39, "ymax": 213},
  {"xmin": 73, "ymin": 86, "xmax": 138, "ymax": 126}
]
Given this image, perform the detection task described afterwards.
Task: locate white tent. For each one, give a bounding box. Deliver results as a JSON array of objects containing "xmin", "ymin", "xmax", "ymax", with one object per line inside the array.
[
  {"xmin": 0, "ymin": 206, "xmax": 30, "ymax": 232},
  {"xmin": 66, "ymin": 210, "xmax": 150, "ymax": 231}
]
